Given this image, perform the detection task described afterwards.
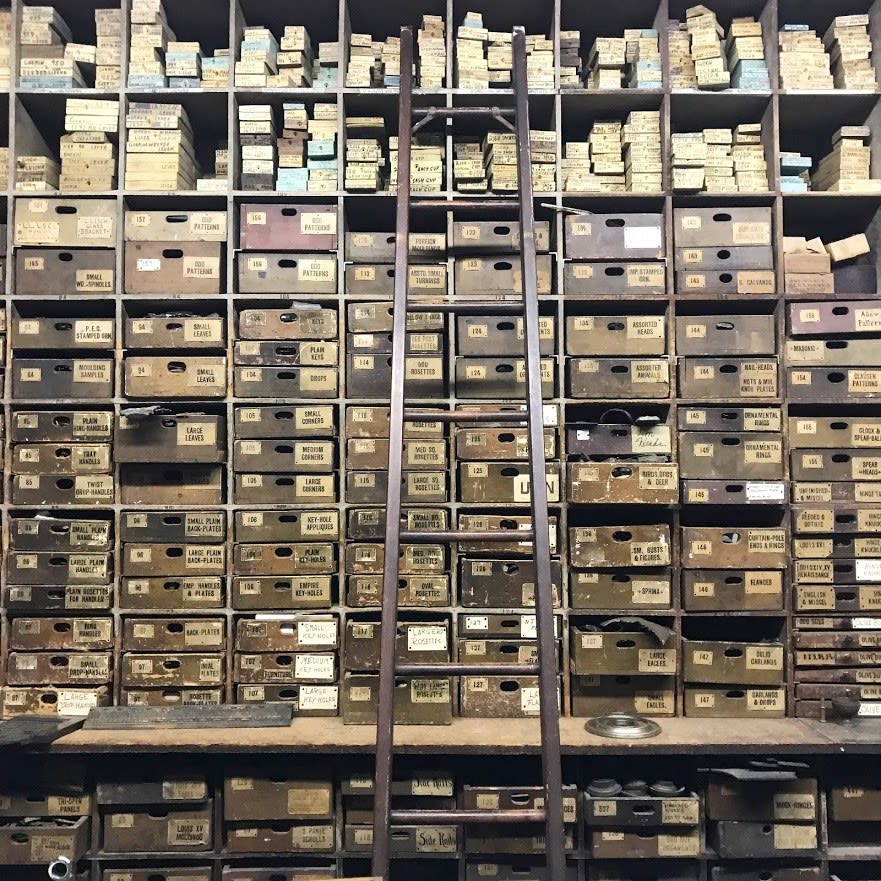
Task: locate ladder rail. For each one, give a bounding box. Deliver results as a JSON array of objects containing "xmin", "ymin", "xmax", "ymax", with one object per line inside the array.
[
  {"xmin": 370, "ymin": 23, "xmax": 415, "ymax": 879},
  {"xmin": 511, "ymin": 24, "xmax": 567, "ymax": 878},
  {"xmin": 371, "ymin": 25, "xmax": 566, "ymax": 881}
]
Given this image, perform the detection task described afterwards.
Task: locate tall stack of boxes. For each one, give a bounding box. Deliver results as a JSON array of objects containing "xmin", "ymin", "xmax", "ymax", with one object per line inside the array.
[
  {"xmin": 125, "ymin": 103, "xmax": 197, "ymax": 191},
  {"xmin": 19, "ymin": 6, "xmax": 84, "ymax": 89},
  {"xmin": 583, "ymin": 29, "xmax": 661, "ymax": 89},
  {"xmin": 563, "ymin": 111, "xmax": 661, "ymax": 193},
  {"xmin": 95, "ymin": 9, "xmax": 122, "ymax": 88},
  {"xmin": 61, "ymin": 99, "xmax": 119, "ymax": 191},
  {"xmin": 668, "ymin": 6, "xmax": 769, "ymax": 90},
  {"xmin": 825, "ymin": 14, "xmax": 876, "ymax": 90},
  {"xmin": 673, "ymin": 124, "xmax": 768, "ymax": 193},
  {"xmin": 812, "ymin": 127, "xmax": 881, "ymax": 193},
  {"xmin": 778, "ymin": 24, "xmax": 835, "ymax": 88}
]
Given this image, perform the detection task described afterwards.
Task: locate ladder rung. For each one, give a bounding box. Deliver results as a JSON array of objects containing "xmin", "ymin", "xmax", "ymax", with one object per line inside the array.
[
  {"xmin": 395, "ymin": 663, "xmax": 540, "ymax": 676},
  {"xmin": 413, "ymin": 107, "xmax": 515, "ymax": 118},
  {"xmin": 407, "ymin": 301, "xmax": 523, "ymax": 314},
  {"xmin": 403, "ymin": 410, "xmax": 528, "ymax": 423},
  {"xmin": 410, "ymin": 198, "xmax": 521, "ymax": 211},
  {"xmin": 390, "ymin": 808, "xmax": 546, "ymax": 825},
  {"xmin": 399, "ymin": 530, "xmax": 534, "ymax": 543}
]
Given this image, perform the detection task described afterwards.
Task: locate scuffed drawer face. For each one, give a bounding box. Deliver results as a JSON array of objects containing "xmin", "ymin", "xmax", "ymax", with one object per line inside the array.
[
  {"xmin": 235, "ymin": 405, "xmax": 336, "ymax": 439},
  {"xmin": 15, "ymin": 198, "xmax": 117, "ymax": 247},
  {"xmin": 685, "ymin": 687, "xmax": 786, "ymax": 718},
  {"xmin": 456, "ymin": 357, "xmax": 555, "ymax": 399},
  {"xmin": 120, "ymin": 511, "xmax": 226, "ymax": 544},
  {"xmin": 346, "ymin": 230, "xmax": 446, "ymax": 262},
  {"xmin": 126, "ymin": 315, "xmax": 225, "ymax": 349},
  {"xmin": 232, "ymin": 576, "xmax": 333, "ymax": 611},
  {"xmin": 458, "ymin": 463, "xmax": 561, "ymax": 504},
  {"xmin": 460, "ymin": 675, "xmax": 561, "ymax": 718},
  {"xmin": 341, "ymin": 674, "xmax": 454, "ymax": 724},
  {"xmin": 455, "ymin": 255, "xmax": 553, "ymax": 295},
  {"xmin": 238, "ymin": 253, "xmax": 337, "ymax": 294},
  {"xmin": 676, "ymin": 269, "xmax": 775, "ymax": 296},
  {"xmin": 234, "ymin": 366, "xmax": 338, "ymax": 398},
  {"xmin": 570, "ymin": 675, "xmax": 675, "ymax": 718},
  {"xmin": 454, "ymin": 219, "xmax": 551, "ymax": 253},
  {"xmin": 567, "ymin": 462, "xmax": 679, "ymax": 504},
  {"xmin": 121, "ymin": 654, "xmax": 225, "ymax": 687},
  {"xmin": 239, "ymin": 203, "xmax": 337, "ymax": 250},
  {"xmin": 564, "ymin": 261, "xmax": 666, "ymax": 296},
  {"xmin": 122, "ymin": 618, "xmax": 226, "ymax": 652},
  {"xmin": 566, "ymin": 314, "xmax": 666, "ymax": 356},
  {"xmin": 238, "ymin": 307, "xmax": 338, "ymax": 340},
  {"xmin": 125, "ymin": 209, "xmax": 228, "ymax": 242},
  {"xmin": 682, "ymin": 526, "xmax": 788, "ymax": 568},
  {"xmin": 676, "ymin": 314, "xmax": 776, "ymax": 355},
  {"xmin": 11, "ymin": 410, "xmax": 113, "ymax": 443},
  {"xmin": 11, "ymin": 314, "xmax": 115, "ymax": 349},
  {"xmin": 102, "ymin": 805, "xmax": 214, "ymax": 852},
  {"xmin": 124, "ymin": 357, "xmax": 227, "ymax": 398},
  {"xmin": 565, "ymin": 213, "xmax": 664, "ymax": 260},
  {"xmin": 13, "ymin": 359, "xmax": 113, "ymax": 399},
  {"xmin": 116, "ymin": 414, "xmax": 226, "ymax": 464},
  {"xmin": 9, "ymin": 516, "xmax": 112, "ymax": 551},
  {"xmin": 569, "ymin": 525, "xmax": 672, "ymax": 569},
  {"xmin": 682, "ymin": 570, "xmax": 783, "ymax": 611},
  {"xmin": 234, "ymin": 340, "xmax": 338, "ymax": 366},
  {"xmin": 678, "ymin": 358, "xmax": 778, "ymax": 399},
  {"xmin": 788, "ymin": 367, "xmax": 881, "ymax": 402},
  {"xmin": 15, "ymin": 248, "xmax": 116, "ymax": 297},
  {"xmin": 567, "ymin": 358, "xmax": 670, "ymax": 398},
  {"xmin": 683, "ymin": 639, "xmax": 785, "ymax": 685},
  {"xmin": 673, "ymin": 207, "xmax": 773, "ymax": 247},
  {"xmin": 458, "ymin": 315, "xmax": 555, "ymax": 356},
  {"xmin": 235, "ymin": 616, "xmax": 338, "ymax": 652},
  {"xmin": 13, "ymin": 443, "xmax": 112, "ymax": 475},
  {"xmin": 125, "ymin": 242, "xmax": 223, "ymax": 294}
]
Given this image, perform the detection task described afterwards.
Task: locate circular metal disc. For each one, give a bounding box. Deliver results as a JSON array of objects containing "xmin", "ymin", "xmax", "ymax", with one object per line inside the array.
[{"xmin": 585, "ymin": 713, "xmax": 661, "ymax": 739}]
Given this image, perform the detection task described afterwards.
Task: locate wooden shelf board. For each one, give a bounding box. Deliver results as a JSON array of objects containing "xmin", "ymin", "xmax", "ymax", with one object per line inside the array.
[{"xmin": 48, "ymin": 716, "xmax": 876, "ymax": 755}]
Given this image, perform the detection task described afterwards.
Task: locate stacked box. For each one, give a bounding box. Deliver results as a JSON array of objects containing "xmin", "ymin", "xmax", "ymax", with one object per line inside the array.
[
  {"xmin": 706, "ymin": 767, "xmax": 818, "ymax": 857},
  {"xmin": 15, "ymin": 154, "xmax": 60, "ymax": 191},
  {"xmin": 825, "ymin": 14, "xmax": 876, "ymax": 90},
  {"xmin": 668, "ymin": 21, "xmax": 696, "ymax": 87},
  {"xmin": 238, "ymin": 104, "xmax": 275, "ymax": 190},
  {"xmin": 418, "ymin": 14, "xmax": 447, "ymax": 88},
  {"xmin": 828, "ymin": 780, "xmax": 881, "ymax": 848},
  {"xmin": 674, "ymin": 206, "xmax": 775, "ymax": 295},
  {"xmin": 570, "ymin": 601, "xmax": 677, "ymax": 717},
  {"xmin": 0, "ymin": 772, "xmax": 91, "ymax": 859},
  {"xmin": 0, "ymin": 9, "xmax": 10, "ymax": 88},
  {"xmin": 341, "ymin": 771, "xmax": 457, "ymax": 851},
  {"xmin": 234, "ymin": 615, "xmax": 339, "ymax": 713},
  {"xmin": 812, "ymin": 126, "xmax": 881, "ymax": 193},
  {"xmin": 784, "ymin": 232, "xmax": 873, "ymax": 295},
  {"xmin": 683, "ymin": 4, "xmax": 729, "ymax": 90},
  {"xmin": 672, "ymin": 124, "xmax": 768, "ymax": 193},
  {"xmin": 456, "ymin": 11, "xmax": 489, "ymax": 88},
  {"xmin": 128, "ymin": 0, "xmax": 172, "ymax": 88},
  {"xmin": 586, "ymin": 782, "xmax": 701, "ymax": 859},
  {"xmin": 682, "ymin": 523, "xmax": 787, "ymax": 717},
  {"xmin": 98, "ymin": 775, "xmax": 213, "ymax": 853},
  {"xmin": 201, "ymin": 49, "xmax": 230, "ymax": 87},
  {"xmin": 456, "ymin": 130, "xmax": 556, "ymax": 193},
  {"xmin": 276, "ymin": 26, "xmax": 316, "ymax": 87},
  {"xmin": 343, "ymin": 405, "xmax": 450, "ymax": 609},
  {"xmin": 197, "ymin": 145, "xmax": 229, "ymax": 191},
  {"xmin": 345, "ymin": 116, "xmax": 386, "ymax": 191},
  {"xmin": 389, "ymin": 133, "xmax": 445, "ymax": 192},
  {"xmin": 9, "ymin": 304, "xmax": 115, "ymax": 511},
  {"xmin": 345, "ymin": 33, "xmax": 379, "ymax": 87},
  {"xmin": 779, "ymin": 24, "xmax": 835, "ymax": 89},
  {"xmin": 563, "ymin": 111, "xmax": 661, "ymax": 193},
  {"xmin": 125, "ymin": 102, "xmax": 198, "ymax": 191},
  {"xmin": 787, "ymin": 295, "xmax": 881, "ymax": 718},
  {"xmin": 780, "ymin": 151, "xmax": 813, "ymax": 192},
  {"xmin": 235, "ymin": 26, "xmax": 278, "ymax": 87},
  {"xmin": 559, "ymin": 29, "xmax": 581, "ymax": 88},
  {"xmin": 14, "ymin": 197, "xmax": 118, "ymax": 297},
  {"xmin": 584, "ymin": 30, "xmax": 660, "ymax": 90},
  {"xmin": 166, "ymin": 40, "xmax": 203, "ymax": 88},
  {"xmin": 95, "ymin": 9, "xmax": 121, "ymax": 88},
  {"xmin": 315, "ymin": 41, "xmax": 340, "ymax": 88},
  {"xmin": 455, "ymin": 13, "xmax": 554, "ymax": 89},
  {"xmin": 224, "ymin": 770, "xmax": 336, "ymax": 852},
  {"xmin": 19, "ymin": 6, "xmax": 87, "ymax": 89},
  {"xmin": 61, "ymin": 99, "xmax": 119, "ymax": 191},
  {"xmin": 727, "ymin": 16, "xmax": 770, "ymax": 89}
]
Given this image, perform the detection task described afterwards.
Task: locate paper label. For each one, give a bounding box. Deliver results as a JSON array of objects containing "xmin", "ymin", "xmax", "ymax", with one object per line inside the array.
[
  {"xmin": 773, "ymin": 824, "xmax": 817, "ymax": 850},
  {"xmin": 167, "ymin": 818, "xmax": 211, "ymax": 846}
]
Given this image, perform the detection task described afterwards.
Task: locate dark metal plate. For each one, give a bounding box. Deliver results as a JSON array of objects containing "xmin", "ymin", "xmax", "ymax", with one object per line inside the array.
[
  {"xmin": 83, "ymin": 704, "xmax": 293, "ymax": 729},
  {"xmin": 0, "ymin": 715, "xmax": 85, "ymax": 746}
]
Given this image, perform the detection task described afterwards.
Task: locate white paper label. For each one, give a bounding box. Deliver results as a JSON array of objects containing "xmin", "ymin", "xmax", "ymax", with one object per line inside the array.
[{"xmin": 624, "ymin": 226, "xmax": 662, "ymax": 250}]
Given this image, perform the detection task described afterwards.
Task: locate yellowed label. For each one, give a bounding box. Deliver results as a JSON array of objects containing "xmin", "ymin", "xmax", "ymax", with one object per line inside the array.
[{"xmin": 773, "ymin": 824, "xmax": 817, "ymax": 850}]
